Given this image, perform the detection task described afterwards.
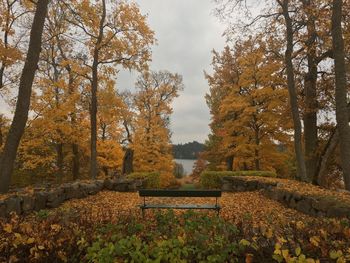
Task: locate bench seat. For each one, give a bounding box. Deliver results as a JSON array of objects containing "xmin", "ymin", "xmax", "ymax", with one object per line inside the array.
[
  {"xmin": 140, "ymin": 204, "xmax": 221, "ymax": 210},
  {"xmin": 138, "ymin": 189, "xmax": 222, "ymax": 216}
]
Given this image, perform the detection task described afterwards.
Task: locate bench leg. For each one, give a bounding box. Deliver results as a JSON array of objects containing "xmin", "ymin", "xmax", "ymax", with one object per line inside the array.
[{"xmin": 141, "ymin": 208, "xmax": 145, "ymax": 219}]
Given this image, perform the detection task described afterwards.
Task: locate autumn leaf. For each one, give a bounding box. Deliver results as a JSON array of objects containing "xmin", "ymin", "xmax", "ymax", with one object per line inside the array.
[{"xmin": 3, "ymin": 224, "xmax": 13, "ymax": 233}]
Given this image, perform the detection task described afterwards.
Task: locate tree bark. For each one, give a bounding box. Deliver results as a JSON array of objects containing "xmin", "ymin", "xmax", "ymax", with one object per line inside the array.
[
  {"xmin": 254, "ymin": 127, "xmax": 260, "ymax": 171},
  {"xmin": 56, "ymin": 34, "xmax": 80, "ymax": 180},
  {"xmin": 122, "ymin": 148, "xmax": 134, "ymax": 175},
  {"xmin": 316, "ymin": 104, "xmax": 350, "ymax": 185},
  {"xmin": 0, "ymin": 116, "xmax": 3, "ymax": 149},
  {"xmin": 72, "ymin": 143, "xmax": 79, "ymax": 180},
  {"xmin": 226, "ymin": 155, "xmax": 234, "ymax": 171},
  {"xmin": 0, "ymin": 0, "xmax": 49, "ymax": 193},
  {"xmin": 331, "ymin": 0, "xmax": 350, "ymax": 190},
  {"xmin": 302, "ymin": 0, "xmax": 318, "ymax": 184},
  {"xmin": 56, "ymin": 143, "xmax": 64, "ymax": 178},
  {"xmin": 316, "ymin": 129, "xmax": 339, "ymax": 186},
  {"xmin": 90, "ymin": 0, "xmax": 106, "ymax": 179},
  {"xmin": 280, "ymin": 0, "xmax": 308, "ymax": 182}
]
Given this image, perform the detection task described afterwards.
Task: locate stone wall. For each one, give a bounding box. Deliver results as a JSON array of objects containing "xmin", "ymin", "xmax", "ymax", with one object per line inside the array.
[
  {"xmin": 0, "ymin": 178, "xmax": 144, "ymax": 218},
  {"xmin": 222, "ymin": 176, "xmax": 350, "ymax": 218}
]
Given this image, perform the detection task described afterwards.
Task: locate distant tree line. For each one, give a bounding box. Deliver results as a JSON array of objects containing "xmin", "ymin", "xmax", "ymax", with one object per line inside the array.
[{"xmin": 173, "ymin": 141, "xmax": 205, "ymax": 160}]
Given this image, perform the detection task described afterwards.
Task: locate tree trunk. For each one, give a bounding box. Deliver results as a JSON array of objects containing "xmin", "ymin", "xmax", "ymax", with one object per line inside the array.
[
  {"xmin": 316, "ymin": 129, "xmax": 339, "ymax": 186},
  {"xmin": 254, "ymin": 127, "xmax": 260, "ymax": 170},
  {"xmin": 72, "ymin": 143, "xmax": 79, "ymax": 180},
  {"xmin": 226, "ymin": 155, "xmax": 234, "ymax": 171},
  {"xmin": 0, "ymin": 0, "xmax": 49, "ymax": 193},
  {"xmin": 56, "ymin": 31, "xmax": 80, "ymax": 180},
  {"xmin": 90, "ymin": 0, "xmax": 106, "ymax": 179},
  {"xmin": 0, "ymin": 116, "xmax": 3, "ymax": 149},
  {"xmin": 331, "ymin": 0, "xmax": 350, "ymax": 190},
  {"xmin": 280, "ymin": 0, "xmax": 308, "ymax": 182},
  {"xmin": 122, "ymin": 148, "xmax": 134, "ymax": 175},
  {"xmin": 316, "ymin": 104, "xmax": 350, "ymax": 185},
  {"xmin": 56, "ymin": 143, "xmax": 64, "ymax": 178},
  {"xmin": 302, "ymin": 0, "xmax": 318, "ymax": 184}
]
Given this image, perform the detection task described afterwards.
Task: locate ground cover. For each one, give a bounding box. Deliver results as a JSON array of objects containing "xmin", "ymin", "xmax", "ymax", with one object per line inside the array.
[{"xmin": 1, "ymin": 191, "xmax": 349, "ymax": 262}]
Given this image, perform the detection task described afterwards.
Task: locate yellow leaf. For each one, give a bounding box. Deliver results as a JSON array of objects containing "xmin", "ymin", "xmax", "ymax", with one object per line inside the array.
[
  {"xmin": 336, "ymin": 257, "xmax": 346, "ymax": 263},
  {"xmin": 296, "ymin": 221, "xmax": 304, "ymax": 230},
  {"xmin": 51, "ymin": 224, "xmax": 61, "ymax": 231},
  {"xmin": 38, "ymin": 245, "xmax": 45, "ymax": 250},
  {"xmin": 329, "ymin": 250, "xmax": 343, "ymax": 259},
  {"xmin": 309, "ymin": 236, "xmax": 320, "ymax": 247},
  {"xmin": 27, "ymin": 237, "xmax": 35, "ymax": 244},
  {"xmin": 3, "ymin": 224, "xmax": 12, "ymax": 233},
  {"xmin": 274, "ymin": 249, "xmax": 281, "ymax": 255},
  {"xmin": 295, "ymin": 247, "xmax": 301, "ymax": 256},
  {"xmin": 240, "ymin": 239, "xmax": 251, "ymax": 246},
  {"xmin": 265, "ymin": 228, "xmax": 273, "ymax": 238},
  {"xmin": 282, "ymin": 249, "xmax": 289, "ymax": 259},
  {"xmin": 278, "ymin": 237, "xmax": 287, "ymax": 244}
]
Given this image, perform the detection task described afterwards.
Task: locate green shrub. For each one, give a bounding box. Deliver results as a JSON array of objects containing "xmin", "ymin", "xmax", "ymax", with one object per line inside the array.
[
  {"xmin": 200, "ymin": 170, "xmax": 277, "ymax": 188},
  {"xmin": 127, "ymin": 172, "xmax": 160, "ymax": 188},
  {"xmin": 85, "ymin": 210, "xmax": 242, "ymax": 263}
]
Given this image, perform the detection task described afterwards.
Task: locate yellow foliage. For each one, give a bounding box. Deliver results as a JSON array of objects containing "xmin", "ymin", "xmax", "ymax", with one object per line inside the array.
[{"xmin": 132, "ymin": 71, "xmax": 183, "ymax": 186}]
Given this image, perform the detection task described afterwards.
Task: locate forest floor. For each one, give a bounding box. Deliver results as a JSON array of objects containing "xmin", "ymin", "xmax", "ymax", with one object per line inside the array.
[{"xmin": 1, "ymin": 190, "xmax": 350, "ymax": 262}]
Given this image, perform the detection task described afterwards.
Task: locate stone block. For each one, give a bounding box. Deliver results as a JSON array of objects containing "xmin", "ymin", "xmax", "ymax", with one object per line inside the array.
[
  {"xmin": 46, "ymin": 188, "xmax": 65, "ymax": 208},
  {"xmin": 34, "ymin": 192, "xmax": 47, "ymax": 211},
  {"xmin": 295, "ymin": 198, "xmax": 312, "ymax": 214},
  {"xmin": 0, "ymin": 200, "xmax": 6, "ymax": 217},
  {"xmin": 5, "ymin": 196, "xmax": 22, "ymax": 215},
  {"xmin": 246, "ymin": 181, "xmax": 258, "ymax": 191},
  {"xmin": 63, "ymin": 182, "xmax": 82, "ymax": 199},
  {"xmin": 114, "ymin": 182, "xmax": 129, "ymax": 192},
  {"xmin": 311, "ymin": 198, "xmax": 338, "ymax": 213},
  {"xmin": 326, "ymin": 206, "xmax": 350, "ymax": 218},
  {"xmin": 21, "ymin": 195, "xmax": 35, "ymax": 213},
  {"xmin": 104, "ymin": 178, "xmax": 118, "ymax": 190},
  {"xmin": 289, "ymin": 198, "xmax": 297, "ymax": 209},
  {"xmin": 95, "ymin": 180, "xmax": 105, "ymax": 191},
  {"xmin": 222, "ymin": 182, "xmax": 233, "ymax": 191}
]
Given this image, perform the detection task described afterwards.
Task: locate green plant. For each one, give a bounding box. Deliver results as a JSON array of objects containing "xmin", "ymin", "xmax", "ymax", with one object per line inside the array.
[
  {"xmin": 83, "ymin": 210, "xmax": 243, "ymax": 262},
  {"xmin": 127, "ymin": 172, "xmax": 161, "ymax": 188},
  {"xmin": 200, "ymin": 170, "xmax": 277, "ymax": 188},
  {"xmin": 36, "ymin": 209, "xmax": 50, "ymax": 219}
]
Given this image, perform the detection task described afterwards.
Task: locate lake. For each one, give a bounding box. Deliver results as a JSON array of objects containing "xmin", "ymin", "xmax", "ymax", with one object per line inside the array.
[{"xmin": 174, "ymin": 159, "xmax": 196, "ymax": 176}]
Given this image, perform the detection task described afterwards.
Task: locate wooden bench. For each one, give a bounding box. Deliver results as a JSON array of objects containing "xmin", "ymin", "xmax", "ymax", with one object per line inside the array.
[{"xmin": 138, "ymin": 189, "xmax": 221, "ymax": 217}]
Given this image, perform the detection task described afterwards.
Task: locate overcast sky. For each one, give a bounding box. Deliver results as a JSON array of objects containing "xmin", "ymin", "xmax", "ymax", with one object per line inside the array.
[{"xmin": 118, "ymin": 0, "xmax": 227, "ymax": 144}]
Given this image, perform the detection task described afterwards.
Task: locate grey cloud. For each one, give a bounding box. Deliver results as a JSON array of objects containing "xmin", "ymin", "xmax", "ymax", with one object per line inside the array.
[{"xmin": 118, "ymin": 0, "xmax": 226, "ymax": 144}]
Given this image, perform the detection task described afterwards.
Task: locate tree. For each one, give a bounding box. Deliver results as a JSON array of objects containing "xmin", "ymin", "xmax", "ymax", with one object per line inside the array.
[
  {"xmin": 276, "ymin": 0, "xmax": 308, "ymax": 181},
  {"xmin": 66, "ymin": 0, "xmax": 155, "ymax": 179},
  {"xmin": 173, "ymin": 162, "xmax": 185, "ymax": 178},
  {"xmin": 204, "ymin": 46, "xmax": 239, "ymax": 170},
  {"xmin": 192, "ymin": 153, "xmax": 207, "ymax": 179},
  {"xmin": 119, "ymin": 91, "xmax": 135, "ymax": 175},
  {"xmin": 0, "ymin": 0, "xmax": 49, "ymax": 193},
  {"xmin": 0, "ymin": 0, "xmax": 25, "ymax": 92},
  {"xmin": 133, "ymin": 71, "xmax": 183, "ymax": 186},
  {"xmin": 331, "ymin": 0, "xmax": 350, "ymax": 190},
  {"xmin": 97, "ymin": 82, "xmax": 125, "ymax": 176},
  {"xmin": 205, "ymin": 36, "xmax": 292, "ymax": 173}
]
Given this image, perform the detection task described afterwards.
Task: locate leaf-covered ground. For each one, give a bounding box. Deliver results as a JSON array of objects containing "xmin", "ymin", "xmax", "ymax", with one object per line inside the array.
[
  {"xmin": 60, "ymin": 191, "xmax": 313, "ymax": 226},
  {"xmin": 1, "ymin": 191, "xmax": 350, "ymax": 262},
  {"xmin": 241, "ymin": 177, "xmax": 350, "ymax": 206}
]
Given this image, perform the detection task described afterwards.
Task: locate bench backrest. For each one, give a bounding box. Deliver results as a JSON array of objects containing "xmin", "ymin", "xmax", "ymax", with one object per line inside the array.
[{"xmin": 139, "ymin": 189, "xmax": 221, "ymax": 197}]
